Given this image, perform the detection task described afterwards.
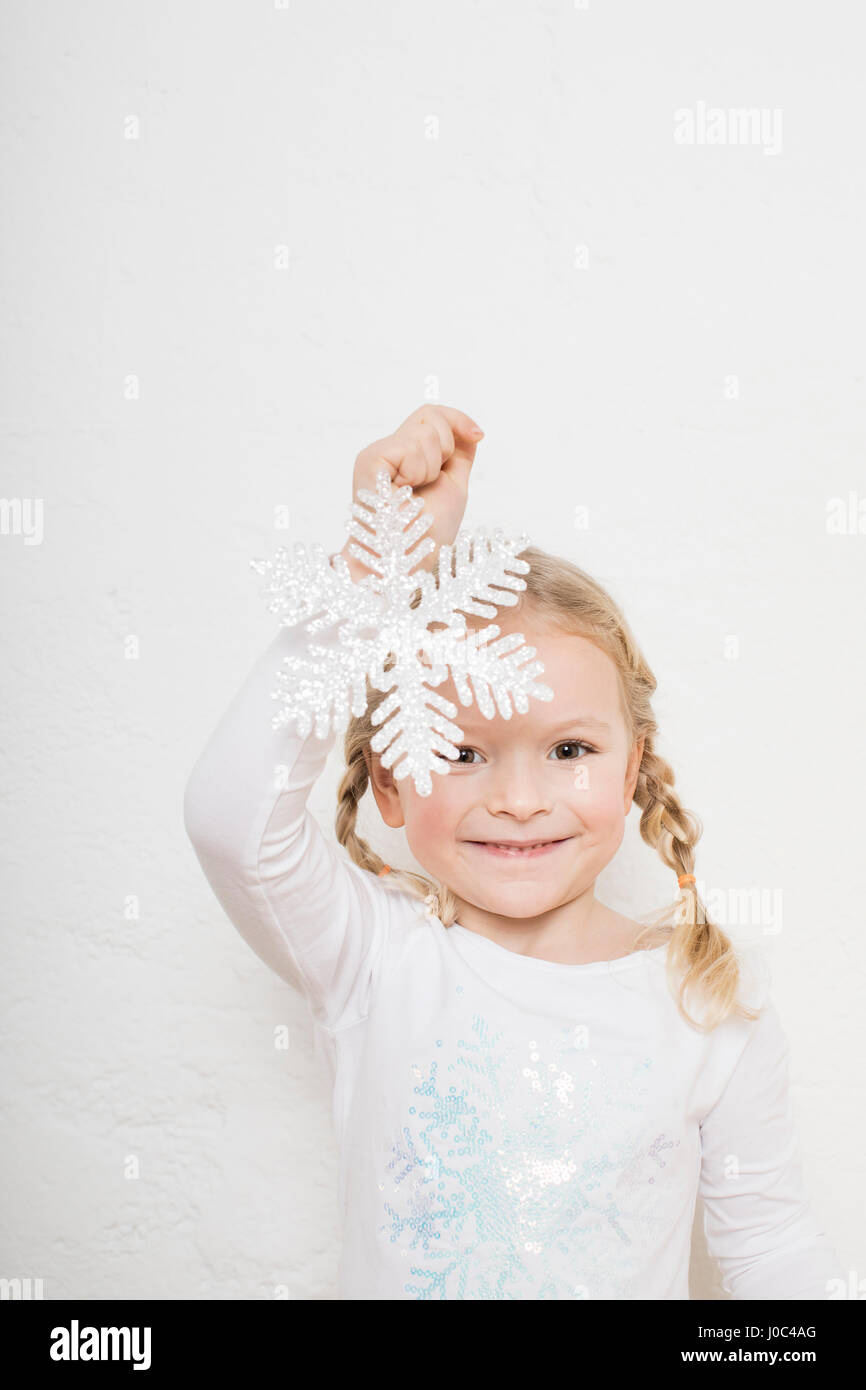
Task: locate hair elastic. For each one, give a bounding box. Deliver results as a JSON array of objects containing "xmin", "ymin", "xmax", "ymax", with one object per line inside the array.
[{"xmin": 378, "ymin": 864, "xmax": 392, "ymax": 877}]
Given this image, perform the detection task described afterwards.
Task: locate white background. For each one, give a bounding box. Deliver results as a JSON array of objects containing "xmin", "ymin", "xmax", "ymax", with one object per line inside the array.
[{"xmin": 1, "ymin": 0, "xmax": 863, "ymax": 1300}]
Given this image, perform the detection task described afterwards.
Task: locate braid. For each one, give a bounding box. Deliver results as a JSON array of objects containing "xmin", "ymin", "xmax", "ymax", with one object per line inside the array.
[
  {"xmin": 334, "ymin": 744, "xmax": 387, "ymax": 877},
  {"xmin": 634, "ymin": 739, "xmax": 702, "ymax": 879},
  {"xmin": 335, "ymin": 702, "xmax": 445, "ymax": 909},
  {"xmin": 632, "ymin": 732, "xmax": 759, "ymax": 1032}
]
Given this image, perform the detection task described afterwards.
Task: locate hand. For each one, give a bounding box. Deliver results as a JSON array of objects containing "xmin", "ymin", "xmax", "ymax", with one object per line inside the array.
[{"xmin": 338, "ymin": 404, "xmax": 485, "ymax": 578}]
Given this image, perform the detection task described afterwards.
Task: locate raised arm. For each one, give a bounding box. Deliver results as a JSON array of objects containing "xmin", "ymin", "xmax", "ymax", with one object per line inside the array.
[
  {"xmin": 183, "ymin": 617, "xmax": 395, "ymax": 1033},
  {"xmin": 184, "ymin": 404, "xmax": 485, "ymax": 1032},
  {"xmin": 698, "ymin": 998, "xmax": 844, "ymax": 1300}
]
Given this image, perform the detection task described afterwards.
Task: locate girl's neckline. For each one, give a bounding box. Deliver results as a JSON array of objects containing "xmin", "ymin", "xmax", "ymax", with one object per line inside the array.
[{"xmin": 447, "ymin": 920, "xmax": 670, "ymax": 975}]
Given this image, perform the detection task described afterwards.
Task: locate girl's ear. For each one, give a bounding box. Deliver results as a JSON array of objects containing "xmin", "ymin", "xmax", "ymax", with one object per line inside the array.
[{"xmin": 362, "ymin": 746, "xmax": 406, "ymax": 829}]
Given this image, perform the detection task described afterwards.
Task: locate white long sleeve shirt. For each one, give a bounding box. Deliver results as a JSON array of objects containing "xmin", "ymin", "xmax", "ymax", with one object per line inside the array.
[{"xmin": 183, "ymin": 618, "xmax": 844, "ymax": 1300}]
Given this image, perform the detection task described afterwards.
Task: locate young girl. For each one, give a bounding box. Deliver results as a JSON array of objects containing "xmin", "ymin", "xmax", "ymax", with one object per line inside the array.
[{"xmin": 184, "ymin": 405, "xmax": 842, "ymax": 1301}]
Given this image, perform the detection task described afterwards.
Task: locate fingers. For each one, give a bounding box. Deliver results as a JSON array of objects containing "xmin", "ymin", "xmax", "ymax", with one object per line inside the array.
[
  {"xmin": 356, "ymin": 437, "xmax": 432, "ymax": 491},
  {"xmin": 432, "ymin": 406, "xmax": 484, "ymax": 492},
  {"xmin": 398, "ymin": 431, "xmax": 441, "ymax": 487},
  {"xmin": 416, "ymin": 413, "xmax": 455, "ymax": 470},
  {"xmin": 434, "ymin": 405, "xmax": 485, "ymax": 448},
  {"xmin": 398, "ymin": 404, "xmax": 483, "ymax": 444},
  {"xmin": 353, "ymin": 439, "xmax": 407, "ymax": 495},
  {"xmin": 397, "ymin": 404, "xmax": 484, "ymax": 485},
  {"xmin": 355, "ymin": 405, "xmax": 484, "ymax": 494}
]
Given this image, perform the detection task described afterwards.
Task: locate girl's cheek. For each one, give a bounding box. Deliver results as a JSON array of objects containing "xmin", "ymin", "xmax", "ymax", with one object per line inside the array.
[
  {"xmin": 405, "ymin": 793, "xmax": 457, "ymax": 841},
  {"xmin": 568, "ymin": 767, "xmax": 627, "ymax": 819}
]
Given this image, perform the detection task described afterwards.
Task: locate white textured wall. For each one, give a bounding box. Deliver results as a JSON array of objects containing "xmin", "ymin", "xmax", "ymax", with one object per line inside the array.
[{"xmin": 1, "ymin": 0, "xmax": 863, "ymax": 1301}]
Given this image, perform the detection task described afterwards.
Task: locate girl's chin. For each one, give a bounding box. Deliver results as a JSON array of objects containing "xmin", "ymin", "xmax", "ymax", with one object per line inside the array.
[{"xmin": 457, "ymin": 885, "xmax": 558, "ymax": 910}]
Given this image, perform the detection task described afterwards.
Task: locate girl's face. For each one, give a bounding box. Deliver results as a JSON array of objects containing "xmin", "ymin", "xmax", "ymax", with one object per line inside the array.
[{"xmin": 365, "ymin": 616, "xmax": 644, "ymax": 931}]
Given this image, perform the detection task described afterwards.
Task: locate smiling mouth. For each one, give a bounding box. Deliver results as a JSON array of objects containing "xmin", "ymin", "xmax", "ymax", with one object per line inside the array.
[{"xmin": 465, "ymin": 838, "xmax": 572, "ymax": 858}]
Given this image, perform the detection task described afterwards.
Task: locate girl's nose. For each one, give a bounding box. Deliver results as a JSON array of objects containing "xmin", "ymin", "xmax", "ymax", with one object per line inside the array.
[{"xmin": 483, "ymin": 759, "xmax": 554, "ymax": 818}]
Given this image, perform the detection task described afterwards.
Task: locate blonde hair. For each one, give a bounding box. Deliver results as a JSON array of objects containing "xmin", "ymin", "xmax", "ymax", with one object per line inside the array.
[{"xmin": 335, "ymin": 546, "xmax": 760, "ymax": 1034}]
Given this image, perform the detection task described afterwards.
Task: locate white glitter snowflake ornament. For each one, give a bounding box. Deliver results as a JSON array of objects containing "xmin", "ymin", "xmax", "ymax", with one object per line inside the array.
[{"xmin": 250, "ymin": 467, "xmax": 554, "ymax": 796}]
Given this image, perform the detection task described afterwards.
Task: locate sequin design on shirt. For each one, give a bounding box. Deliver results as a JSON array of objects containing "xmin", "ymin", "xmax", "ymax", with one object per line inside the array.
[{"xmin": 377, "ymin": 1011, "xmax": 681, "ymax": 1299}]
